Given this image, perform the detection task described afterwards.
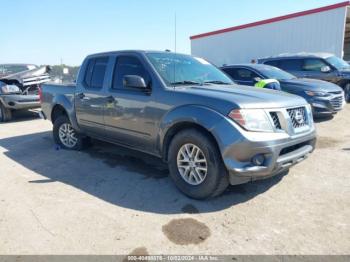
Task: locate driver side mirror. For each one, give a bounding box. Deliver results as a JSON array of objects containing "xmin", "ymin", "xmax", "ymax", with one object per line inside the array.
[
  {"xmin": 321, "ymin": 66, "xmax": 331, "ymax": 73},
  {"xmin": 123, "ymin": 75, "xmax": 149, "ymax": 90}
]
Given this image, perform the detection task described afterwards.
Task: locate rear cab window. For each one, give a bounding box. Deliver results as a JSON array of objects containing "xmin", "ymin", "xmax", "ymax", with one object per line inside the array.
[{"xmin": 83, "ymin": 57, "xmax": 109, "ymax": 89}]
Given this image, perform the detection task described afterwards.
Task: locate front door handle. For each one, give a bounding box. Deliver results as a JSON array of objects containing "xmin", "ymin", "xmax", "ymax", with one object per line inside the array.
[{"xmin": 106, "ymin": 96, "xmax": 115, "ymax": 103}]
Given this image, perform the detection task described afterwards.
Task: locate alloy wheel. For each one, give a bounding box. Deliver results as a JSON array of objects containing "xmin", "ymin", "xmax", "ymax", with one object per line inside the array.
[
  {"xmin": 176, "ymin": 143, "xmax": 208, "ymax": 185},
  {"xmin": 58, "ymin": 123, "xmax": 78, "ymax": 148}
]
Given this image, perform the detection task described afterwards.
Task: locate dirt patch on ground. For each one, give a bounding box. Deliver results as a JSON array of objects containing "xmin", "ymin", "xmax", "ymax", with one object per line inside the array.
[
  {"xmin": 162, "ymin": 218, "xmax": 210, "ymax": 245},
  {"xmin": 316, "ymin": 136, "xmax": 342, "ymax": 149},
  {"xmin": 181, "ymin": 204, "xmax": 199, "ymax": 214}
]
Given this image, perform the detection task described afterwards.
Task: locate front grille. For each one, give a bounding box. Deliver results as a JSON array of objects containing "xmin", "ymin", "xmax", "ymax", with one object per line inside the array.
[
  {"xmin": 18, "ymin": 99, "xmax": 39, "ymax": 103},
  {"xmin": 287, "ymin": 107, "xmax": 307, "ymax": 129},
  {"xmin": 270, "ymin": 112, "xmax": 282, "ymax": 129},
  {"xmin": 330, "ymin": 96, "xmax": 343, "ymax": 110},
  {"xmin": 329, "ymin": 91, "xmax": 342, "ymax": 95}
]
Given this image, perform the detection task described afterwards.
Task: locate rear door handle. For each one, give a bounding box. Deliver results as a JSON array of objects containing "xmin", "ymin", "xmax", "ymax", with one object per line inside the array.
[
  {"xmin": 78, "ymin": 93, "xmax": 91, "ymax": 101},
  {"xmin": 78, "ymin": 93, "xmax": 85, "ymax": 99},
  {"xmin": 106, "ymin": 95, "xmax": 115, "ymax": 103}
]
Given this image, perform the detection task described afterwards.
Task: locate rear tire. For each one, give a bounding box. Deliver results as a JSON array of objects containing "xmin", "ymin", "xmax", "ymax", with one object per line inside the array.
[
  {"xmin": 0, "ymin": 102, "xmax": 12, "ymax": 122},
  {"xmin": 53, "ymin": 115, "xmax": 85, "ymax": 150},
  {"xmin": 168, "ymin": 129, "xmax": 229, "ymax": 199}
]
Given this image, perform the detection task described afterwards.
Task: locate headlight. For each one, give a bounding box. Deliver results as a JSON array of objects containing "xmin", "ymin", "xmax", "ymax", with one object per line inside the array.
[
  {"xmin": 228, "ymin": 109, "xmax": 274, "ymax": 132},
  {"xmin": 1, "ymin": 85, "xmax": 20, "ymax": 94},
  {"xmin": 304, "ymin": 90, "xmax": 329, "ymax": 97}
]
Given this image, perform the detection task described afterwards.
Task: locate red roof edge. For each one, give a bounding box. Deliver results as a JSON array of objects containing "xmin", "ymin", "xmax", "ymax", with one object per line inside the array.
[{"xmin": 190, "ymin": 1, "xmax": 350, "ymax": 40}]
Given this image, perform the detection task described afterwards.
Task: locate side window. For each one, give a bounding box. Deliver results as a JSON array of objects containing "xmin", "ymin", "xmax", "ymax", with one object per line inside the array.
[
  {"xmin": 302, "ymin": 59, "xmax": 328, "ymax": 72},
  {"xmin": 278, "ymin": 59, "xmax": 303, "ymax": 71},
  {"xmin": 84, "ymin": 59, "xmax": 94, "ymax": 86},
  {"xmin": 264, "ymin": 60, "xmax": 279, "ymax": 67},
  {"xmin": 235, "ymin": 68, "xmax": 259, "ymax": 81},
  {"xmin": 84, "ymin": 57, "xmax": 108, "ymax": 89},
  {"xmin": 221, "ymin": 68, "xmax": 237, "ymax": 80},
  {"xmin": 112, "ymin": 56, "xmax": 149, "ymax": 90}
]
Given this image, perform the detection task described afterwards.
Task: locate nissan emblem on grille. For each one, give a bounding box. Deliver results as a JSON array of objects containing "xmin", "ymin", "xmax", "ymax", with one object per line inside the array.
[
  {"xmin": 287, "ymin": 107, "xmax": 307, "ymax": 129},
  {"xmin": 294, "ymin": 110, "xmax": 304, "ymax": 125}
]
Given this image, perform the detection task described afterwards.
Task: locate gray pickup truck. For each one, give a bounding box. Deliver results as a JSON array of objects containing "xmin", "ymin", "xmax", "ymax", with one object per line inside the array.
[{"xmin": 41, "ymin": 51, "xmax": 316, "ymax": 199}]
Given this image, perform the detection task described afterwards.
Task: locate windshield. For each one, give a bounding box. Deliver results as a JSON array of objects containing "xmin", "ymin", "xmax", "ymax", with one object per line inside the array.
[
  {"xmin": 258, "ymin": 66, "xmax": 296, "ymax": 80},
  {"xmin": 0, "ymin": 64, "xmax": 37, "ymax": 76},
  {"xmin": 146, "ymin": 52, "xmax": 234, "ymax": 86},
  {"xmin": 326, "ymin": 56, "xmax": 350, "ymax": 70}
]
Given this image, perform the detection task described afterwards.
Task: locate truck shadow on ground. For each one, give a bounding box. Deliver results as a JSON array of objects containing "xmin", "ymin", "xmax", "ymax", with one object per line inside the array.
[
  {"xmin": 313, "ymin": 114, "xmax": 334, "ymax": 123},
  {"xmin": 0, "ymin": 131, "xmax": 287, "ymax": 214}
]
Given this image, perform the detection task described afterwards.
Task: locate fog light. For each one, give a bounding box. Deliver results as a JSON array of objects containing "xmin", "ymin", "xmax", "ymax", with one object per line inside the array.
[{"xmin": 252, "ymin": 154, "xmax": 265, "ymax": 166}]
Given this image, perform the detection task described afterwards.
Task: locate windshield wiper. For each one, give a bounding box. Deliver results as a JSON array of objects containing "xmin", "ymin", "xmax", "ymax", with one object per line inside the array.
[
  {"xmin": 203, "ymin": 80, "xmax": 231, "ymax": 85},
  {"xmin": 170, "ymin": 81, "xmax": 202, "ymax": 86}
]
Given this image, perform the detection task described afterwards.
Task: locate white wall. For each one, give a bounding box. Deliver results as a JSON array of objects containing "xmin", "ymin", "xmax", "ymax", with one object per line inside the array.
[{"xmin": 191, "ymin": 7, "xmax": 347, "ymax": 66}]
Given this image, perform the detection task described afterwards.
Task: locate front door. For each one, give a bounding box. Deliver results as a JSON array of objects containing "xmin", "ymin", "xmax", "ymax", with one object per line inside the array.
[
  {"xmin": 301, "ymin": 58, "xmax": 339, "ymax": 83},
  {"xmin": 103, "ymin": 54, "xmax": 156, "ymax": 151}
]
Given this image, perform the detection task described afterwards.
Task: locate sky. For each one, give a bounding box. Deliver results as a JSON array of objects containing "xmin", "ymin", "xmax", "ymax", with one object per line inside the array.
[{"xmin": 0, "ymin": 0, "xmax": 343, "ymax": 66}]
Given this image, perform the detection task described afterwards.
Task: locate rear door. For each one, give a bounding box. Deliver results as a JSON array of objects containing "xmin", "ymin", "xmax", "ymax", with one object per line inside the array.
[
  {"xmin": 75, "ymin": 56, "xmax": 109, "ymax": 135},
  {"xmin": 103, "ymin": 54, "xmax": 156, "ymax": 151},
  {"xmin": 276, "ymin": 59, "xmax": 304, "ymax": 77}
]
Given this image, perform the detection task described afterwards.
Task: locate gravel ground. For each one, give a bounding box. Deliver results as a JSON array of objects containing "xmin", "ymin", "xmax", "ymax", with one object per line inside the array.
[{"xmin": 0, "ymin": 106, "xmax": 349, "ymax": 255}]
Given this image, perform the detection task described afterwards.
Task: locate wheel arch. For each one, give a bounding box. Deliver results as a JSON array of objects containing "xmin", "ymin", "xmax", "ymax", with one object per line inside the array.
[
  {"xmin": 50, "ymin": 94, "xmax": 81, "ymax": 132},
  {"xmin": 158, "ymin": 105, "xmax": 230, "ymax": 162},
  {"xmin": 51, "ymin": 104, "xmax": 68, "ymax": 124}
]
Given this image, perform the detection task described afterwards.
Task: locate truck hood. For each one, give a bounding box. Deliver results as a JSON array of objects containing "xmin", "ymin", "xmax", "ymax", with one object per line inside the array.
[
  {"xmin": 280, "ymin": 78, "xmax": 342, "ymax": 92},
  {"xmin": 178, "ymin": 84, "xmax": 307, "ymax": 109}
]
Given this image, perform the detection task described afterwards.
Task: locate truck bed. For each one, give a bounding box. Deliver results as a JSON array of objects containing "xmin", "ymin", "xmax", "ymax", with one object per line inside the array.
[{"xmin": 40, "ymin": 82, "xmax": 76, "ymax": 121}]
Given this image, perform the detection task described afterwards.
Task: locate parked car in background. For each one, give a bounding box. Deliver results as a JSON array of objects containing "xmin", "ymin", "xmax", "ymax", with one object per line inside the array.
[
  {"xmin": 41, "ymin": 50, "xmax": 316, "ymax": 199},
  {"xmin": 221, "ymin": 64, "xmax": 345, "ymax": 116},
  {"xmin": 258, "ymin": 53, "xmax": 350, "ymax": 102},
  {"xmin": 0, "ymin": 64, "xmax": 51, "ymax": 122}
]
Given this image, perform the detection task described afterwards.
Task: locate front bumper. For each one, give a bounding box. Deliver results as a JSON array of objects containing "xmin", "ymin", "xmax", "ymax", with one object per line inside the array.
[
  {"xmin": 0, "ymin": 94, "xmax": 40, "ymax": 110},
  {"xmin": 224, "ymin": 131, "xmax": 316, "ymax": 185},
  {"xmin": 213, "ymin": 108, "xmax": 316, "ymax": 185},
  {"xmin": 309, "ymin": 95, "xmax": 345, "ymax": 115}
]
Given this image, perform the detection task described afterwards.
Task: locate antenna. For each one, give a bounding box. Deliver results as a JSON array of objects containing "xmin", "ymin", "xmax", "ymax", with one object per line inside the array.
[
  {"xmin": 173, "ymin": 12, "xmax": 177, "ymax": 89},
  {"xmin": 174, "ymin": 12, "xmax": 177, "ymax": 54}
]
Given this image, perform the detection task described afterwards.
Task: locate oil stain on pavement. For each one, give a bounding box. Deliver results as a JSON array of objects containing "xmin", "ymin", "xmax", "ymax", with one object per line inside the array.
[{"xmin": 162, "ymin": 218, "xmax": 210, "ymax": 245}]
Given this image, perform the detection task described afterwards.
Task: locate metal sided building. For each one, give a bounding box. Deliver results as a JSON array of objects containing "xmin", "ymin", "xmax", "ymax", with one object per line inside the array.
[{"xmin": 190, "ymin": 1, "xmax": 350, "ymax": 66}]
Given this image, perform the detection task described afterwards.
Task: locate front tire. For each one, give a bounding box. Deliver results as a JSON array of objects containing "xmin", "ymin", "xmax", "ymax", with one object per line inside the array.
[
  {"xmin": 168, "ymin": 129, "xmax": 229, "ymax": 199},
  {"xmin": 0, "ymin": 102, "xmax": 12, "ymax": 122},
  {"xmin": 344, "ymin": 83, "xmax": 350, "ymax": 103},
  {"xmin": 53, "ymin": 115, "xmax": 85, "ymax": 150}
]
